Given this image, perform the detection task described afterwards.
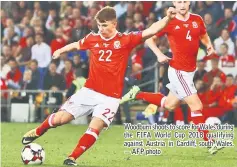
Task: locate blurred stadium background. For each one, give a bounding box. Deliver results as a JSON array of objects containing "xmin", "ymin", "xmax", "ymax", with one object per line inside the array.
[{"xmin": 1, "ymin": 1, "xmax": 237, "ymax": 126}]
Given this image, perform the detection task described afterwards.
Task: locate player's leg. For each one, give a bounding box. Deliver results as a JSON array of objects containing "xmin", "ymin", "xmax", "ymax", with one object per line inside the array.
[
  {"xmin": 183, "ymin": 94, "xmax": 209, "ymax": 139},
  {"xmin": 22, "ymin": 109, "xmax": 74, "ymax": 145},
  {"xmin": 173, "ymin": 68, "xmax": 209, "ymax": 141},
  {"xmin": 22, "ymin": 89, "xmax": 89, "ymax": 145},
  {"xmin": 142, "ymin": 91, "xmax": 180, "ymax": 117},
  {"xmin": 120, "ymin": 85, "xmax": 168, "ymax": 106},
  {"xmin": 176, "ymin": 68, "xmax": 224, "ymax": 154},
  {"xmin": 120, "ymin": 86, "xmax": 166, "ymax": 106},
  {"xmin": 120, "ymin": 66, "xmax": 181, "ymax": 115},
  {"xmin": 64, "ymin": 117, "xmax": 106, "ymax": 165},
  {"xmin": 65, "ymin": 96, "xmax": 119, "ymax": 165},
  {"xmin": 120, "ymin": 85, "xmax": 179, "ymax": 107},
  {"xmin": 183, "ymin": 94, "xmax": 224, "ymax": 154}
]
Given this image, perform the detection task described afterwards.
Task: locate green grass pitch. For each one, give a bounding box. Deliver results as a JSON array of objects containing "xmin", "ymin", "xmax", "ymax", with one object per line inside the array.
[{"xmin": 1, "ymin": 123, "xmax": 237, "ymax": 167}]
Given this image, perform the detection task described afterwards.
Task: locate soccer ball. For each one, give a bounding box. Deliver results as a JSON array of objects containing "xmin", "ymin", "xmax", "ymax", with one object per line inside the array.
[
  {"xmin": 205, "ymin": 117, "xmax": 221, "ymax": 126},
  {"xmin": 21, "ymin": 143, "xmax": 45, "ymax": 165}
]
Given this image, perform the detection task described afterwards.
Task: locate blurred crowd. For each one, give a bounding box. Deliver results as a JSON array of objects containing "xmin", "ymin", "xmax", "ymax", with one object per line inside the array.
[{"xmin": 1, "ymin": 1, "xmax": 237, "ymax": 124}]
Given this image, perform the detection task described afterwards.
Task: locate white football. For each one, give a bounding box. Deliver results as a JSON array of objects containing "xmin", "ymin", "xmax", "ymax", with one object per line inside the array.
[
  {"xmin": 21, "ymin": 143, "xmax": 45, "ymax": 165},
  {"xmin": 205, "ymin": 117, "xmax": 221, "ymax": 125}
]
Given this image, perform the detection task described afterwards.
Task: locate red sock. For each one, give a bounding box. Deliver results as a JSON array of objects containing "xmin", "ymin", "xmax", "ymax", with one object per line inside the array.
[
  {"xmin": 136, "ymin": 92, "xmax": 166, "ymax": 107},
  {"xmin": 191, "ymin": 110, "xmax": 209, "ymax": 141},
  {"xmin": 69, "ymin": 128, "xmax": 99, "ymax": 160},
  {"xmin": 36, "ymin": 113, "xmax": 55, "ymax": 136}
]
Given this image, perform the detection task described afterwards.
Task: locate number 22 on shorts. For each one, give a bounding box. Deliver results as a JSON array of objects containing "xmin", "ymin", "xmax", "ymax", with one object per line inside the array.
[{"xmin": 102, "ymin": 108, "xmax": 115, "ymax": 123}]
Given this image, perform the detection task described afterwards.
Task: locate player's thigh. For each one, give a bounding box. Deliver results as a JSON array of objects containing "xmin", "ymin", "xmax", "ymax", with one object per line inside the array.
[
  {"xmin": 92, "ymin": 97, "xmax": 120, "ymax": 128},
  {"xmin": 59, "ymin": 90, "xmax": 94, "ymax": 119},
  {"xmin": 164, "ymin": 91, "xmax": 180, "ymax": 110},
  {"xmin": 167, "ymin": 67, "xmax": 197, "ymax": 99},
  {"xmin": 183, "ymin": 93, "xmax": 203, "ymax": 112}
]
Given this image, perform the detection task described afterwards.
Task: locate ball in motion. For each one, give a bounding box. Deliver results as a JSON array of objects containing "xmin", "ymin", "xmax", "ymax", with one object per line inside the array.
[{"xmin": 21, "ymin": 143, "xmax": 45, "ymax": 165}]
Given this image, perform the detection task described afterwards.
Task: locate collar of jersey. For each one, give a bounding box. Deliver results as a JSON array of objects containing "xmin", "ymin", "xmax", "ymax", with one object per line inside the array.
[
  {"xmin": 99, "ymin": 31, "xmax": 118, "ymax": 41},
  {"xmin": 175, "ymin": 12, "xmax": 190, "ymax": 22}
]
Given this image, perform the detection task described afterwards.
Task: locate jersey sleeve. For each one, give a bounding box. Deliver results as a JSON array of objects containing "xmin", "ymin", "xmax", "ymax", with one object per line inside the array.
[
  {"xmin": 128, "ymin": 31, "xmax": 143, "ymax": 48},
  {"xmin": 78, "ymin": 33, "xmax": 91, "ymax": 50},
  {"xmin": 155, "ymin": 28, "xmax": 167, "ymax": 37},
  {"xmin": 155, "ymin": 23, "xmax": 170, "ymax": 37},
  {"xmin": 198, "ymin": 16, "xmax": 207, "ymax": 36}
]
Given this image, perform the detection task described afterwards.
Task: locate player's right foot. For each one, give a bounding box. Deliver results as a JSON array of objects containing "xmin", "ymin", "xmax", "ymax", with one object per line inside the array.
[
  {"xmin": 63, "ymin": 157, "xmax": 78, "ymax": 166},
  {"xmin": 22, "ymin": 128, "xmax": 39, "ymax": 145},
  {"xmin": 120, "ymin": 85, "xmax": 140, "ymax": 104}
]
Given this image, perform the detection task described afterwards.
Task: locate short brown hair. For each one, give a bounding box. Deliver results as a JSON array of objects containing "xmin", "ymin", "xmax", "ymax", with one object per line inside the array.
[{"xmin": 95, "ymin": 6, "xmax": 116, "ymax": 23}]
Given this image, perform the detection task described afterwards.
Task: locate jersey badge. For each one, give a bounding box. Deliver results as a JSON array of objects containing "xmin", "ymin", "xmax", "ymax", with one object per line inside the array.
[
  {"xmin": 192, "ymin": 22, "xmax": 198, "ymax": 28},
  {"xmin": 114, "ymin": 41, "xmax": 121, "ymax": 49}
]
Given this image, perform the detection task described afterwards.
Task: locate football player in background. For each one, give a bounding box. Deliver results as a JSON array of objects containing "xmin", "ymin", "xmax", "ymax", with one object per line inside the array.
[{"xmin": 120, "ymin": 1, "xmax": 223, "ymax": 155}]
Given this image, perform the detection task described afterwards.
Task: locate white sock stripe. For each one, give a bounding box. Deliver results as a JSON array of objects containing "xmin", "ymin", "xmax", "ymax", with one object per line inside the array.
[
  {"xmin": 191, "ymin": 112, "xmax": 203, "ymax": 117},
  {"xmin": 48, "ymin": 113, "xmax": 55, "ymax": 127},
  {"xmin": 161, "ymin": 97, "xmax": 167, "ymax": 108},
  {"xmin": 86, "ymin": 131, "xmax": 98, "ymax": 140}
]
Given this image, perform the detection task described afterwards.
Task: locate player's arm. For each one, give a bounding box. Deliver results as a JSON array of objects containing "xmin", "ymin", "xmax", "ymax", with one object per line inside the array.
[
  {"xmin": 145, "ymin": 35, "xmax": 171, "ymax": 63},
  {"xmin": 199, "ymin": 33, "xmax": 215, "ymax": 56},
  {"xmin": 142, "ymin": 7, "xmax": 176, "ymax": 40},
  {"xmin": 52, "ymin": 42, "xmax": 80, "ymax": 59}
]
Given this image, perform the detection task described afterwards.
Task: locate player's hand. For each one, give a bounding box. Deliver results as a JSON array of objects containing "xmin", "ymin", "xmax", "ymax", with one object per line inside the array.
[
  {"xmin": 52, "ymin": 49, "xmax": 62, "ymax": 59},
  {"xmin": 157, "ymin": 54, "xmax": 171, "ymax": 64},
  {"xmin": 166, "ymin": 7, "xmax": 177, "ymax": 19},
  {"xmin": 207, "ymin": 46, "xmax": 216, "ymax": 56}
]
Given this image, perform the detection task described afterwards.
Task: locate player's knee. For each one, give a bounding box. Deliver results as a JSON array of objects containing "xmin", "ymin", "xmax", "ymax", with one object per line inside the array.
[
  {"xmin": 51, "ymin": 112, "xmax": 66, "ymax": 126},
  {"xmin": 53, "ymin": 118, "xmax": 68, "ymax": 126},
  {"xmin": 59, "ymin": 118, "xmax": 68, "ymax": 125},
  {"xmin": 164, "ymin": 102, "xmax": 176, "ymax": 110},
  {"xmin": 166, "ymin": 106, "xmax": 176, "ymax": 111},
  {"xmin": 59, "ymin": 115, "xmax": 73, "ymax": 125},
  {"xmin": 53, "ymin": 110, "xmax": 74, "ymax": 125},
  {"xmin": 51, "ymin": 117, "xmax": 62, "ymax": 126}
]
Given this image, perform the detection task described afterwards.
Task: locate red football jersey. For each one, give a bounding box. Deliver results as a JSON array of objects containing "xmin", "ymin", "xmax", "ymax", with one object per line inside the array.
[
  {"xmin": 78, "ymin": 31, "xmax": 143, "ymax": 98},
  {"xmin": 156, "ymin": 13, "xmax": 207, "ymax": 72}
]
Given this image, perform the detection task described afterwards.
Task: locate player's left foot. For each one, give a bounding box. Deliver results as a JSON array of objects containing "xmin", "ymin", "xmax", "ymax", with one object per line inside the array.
[
  {"xmin": 63, "ymin": 157, "xmax": 78, "ymax": 166},
  {"xmin": 120, "ymin": 85, "xmax": 140, "ymax": 104},
  {"xmin": 22, "ymin": 128, "xmax": 39, "ymax": 145},
  {"xmin": 208, "ymin": 141, "xmax": 225, "ymax": 155}
]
